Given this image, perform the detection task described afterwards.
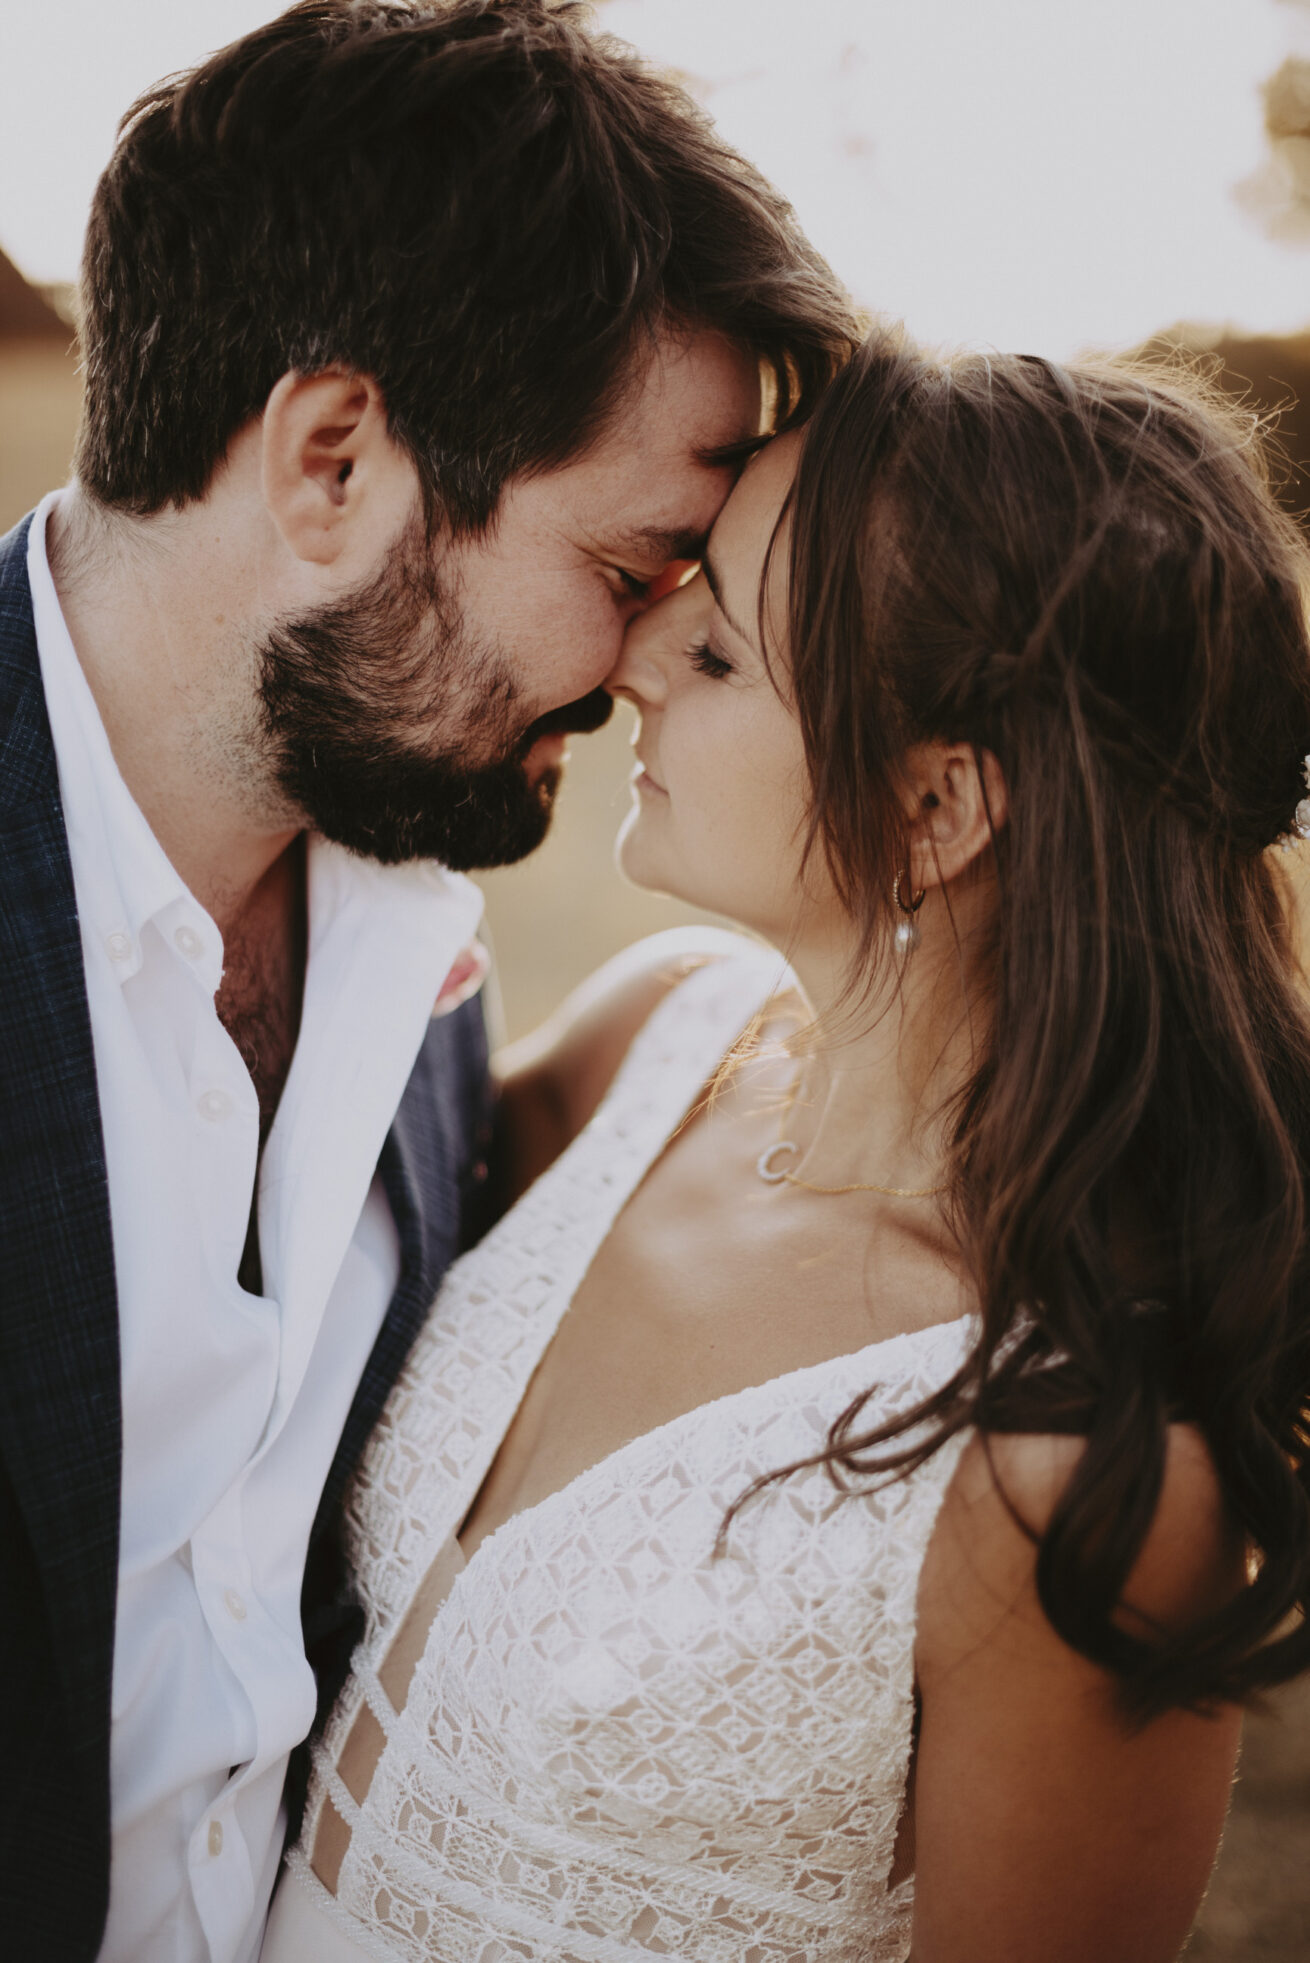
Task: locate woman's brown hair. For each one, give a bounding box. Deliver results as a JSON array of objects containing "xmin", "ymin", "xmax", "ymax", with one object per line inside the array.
[{"xmin": 746, "ymin": 333, "xmax": 1310, "ymax": 1717}]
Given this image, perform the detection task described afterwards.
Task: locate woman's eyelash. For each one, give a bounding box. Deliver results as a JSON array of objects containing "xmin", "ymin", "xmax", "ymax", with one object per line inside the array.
[{"xmin": 689, "ymin": 642, "xmax": 733, "ymax": 680}]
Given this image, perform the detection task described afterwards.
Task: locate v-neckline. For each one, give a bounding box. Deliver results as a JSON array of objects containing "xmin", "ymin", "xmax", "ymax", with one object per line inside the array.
[
  {"xmin": 367, "ymin": 950, "xmax": 974, "ymax": 1645},
  {"xmin": 446, "ymin": 1311, "xmax": 974, "ymax": 1601}
]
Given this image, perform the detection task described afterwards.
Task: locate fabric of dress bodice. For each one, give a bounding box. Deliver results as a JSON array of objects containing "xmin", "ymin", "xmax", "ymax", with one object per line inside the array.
[{"xmin": 265, "ymin": 948, "xmax": 975, "ymax": 1963}]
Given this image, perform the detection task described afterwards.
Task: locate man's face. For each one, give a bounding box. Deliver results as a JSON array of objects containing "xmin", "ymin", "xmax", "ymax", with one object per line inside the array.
[{"xmin": 258, "ymin": 331, "xmax": 760, "ymax": 868}]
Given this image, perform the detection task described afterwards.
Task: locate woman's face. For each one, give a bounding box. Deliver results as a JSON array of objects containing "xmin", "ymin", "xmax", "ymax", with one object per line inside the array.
[{"xmin": 609, "ymin": 432, "xmax": 839, "ymax": 942}]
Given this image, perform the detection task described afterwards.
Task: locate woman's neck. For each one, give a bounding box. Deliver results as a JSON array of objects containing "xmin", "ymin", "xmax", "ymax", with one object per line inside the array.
[{"xmin": 773, "ymin": 890, "xmax": 993, "ymax": 1198}]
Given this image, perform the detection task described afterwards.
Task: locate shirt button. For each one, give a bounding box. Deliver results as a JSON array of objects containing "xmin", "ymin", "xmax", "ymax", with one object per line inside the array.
[
  {"xmin": 207, "ymin": 1820, "xmax": 224, "ymax": 1858},
  {"xmin": 223, "ymin": 1588, "xmax": 247, "ymax": 1622},
  {"xmin": 174, "ymin": 924, "xmax": 204, "ymax": 960},
  {"xmin": 105, "ymin": 931, "xmax": 133, "ymax": 963},
  {"xmin": 197, "ymin": 1089, "xmax": 233, "ymax": 1123}
]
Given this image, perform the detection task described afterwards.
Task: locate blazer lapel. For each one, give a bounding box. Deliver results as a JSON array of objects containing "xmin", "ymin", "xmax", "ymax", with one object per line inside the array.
[{"xmin": 0, "ymin": 516, "xmax": 121, "ymax": 1762}]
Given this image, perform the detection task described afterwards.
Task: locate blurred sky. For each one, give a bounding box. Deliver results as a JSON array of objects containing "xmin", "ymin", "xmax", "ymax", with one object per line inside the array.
[{"xmin": 2, "ymin": 0, "xmax": 1309, "ymax": 358}]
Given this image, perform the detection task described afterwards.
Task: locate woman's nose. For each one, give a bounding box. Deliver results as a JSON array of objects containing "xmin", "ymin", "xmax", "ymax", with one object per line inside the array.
[{"xmin": 608, "ymin": 625, "xmax": 668, "ymax": 707}]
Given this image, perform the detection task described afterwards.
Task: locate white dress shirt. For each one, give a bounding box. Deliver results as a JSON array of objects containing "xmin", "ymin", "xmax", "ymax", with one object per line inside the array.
[{"xmin": 27, "ymin": 494, "xmax": 485, "ymax": 1963}]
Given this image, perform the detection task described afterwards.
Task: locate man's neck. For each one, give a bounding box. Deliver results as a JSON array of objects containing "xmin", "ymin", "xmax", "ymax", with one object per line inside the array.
[{"xmin": 45, "ymin": 485, "xmax": 302, "ymax": 934}]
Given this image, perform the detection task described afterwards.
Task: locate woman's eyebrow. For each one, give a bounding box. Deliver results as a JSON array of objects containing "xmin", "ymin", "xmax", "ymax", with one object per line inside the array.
[{"xmin": 701, "ymin": 551, "xmax": 754, "ymax": 646}]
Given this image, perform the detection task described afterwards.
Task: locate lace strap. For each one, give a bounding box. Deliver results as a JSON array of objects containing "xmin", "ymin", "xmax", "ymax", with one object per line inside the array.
[
  {"xmin": 585, "ymin": 940, "xmax": 787, "ymax": 1138},
  {"xmin": 455, "ymin": 936, "xmax": 786, "ymax": 1398}
]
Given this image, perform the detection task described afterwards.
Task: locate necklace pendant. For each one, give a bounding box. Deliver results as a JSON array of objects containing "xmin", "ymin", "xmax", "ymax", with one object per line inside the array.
[{"xmin": 757, "ymin": 1139, "xmax": 801, "ymax": 1184}]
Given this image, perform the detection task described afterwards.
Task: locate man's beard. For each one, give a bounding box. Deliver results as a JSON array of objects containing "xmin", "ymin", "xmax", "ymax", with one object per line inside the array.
[{"xmin": 257, "ymin": 515, "xmax": 612, "ymax": 869}]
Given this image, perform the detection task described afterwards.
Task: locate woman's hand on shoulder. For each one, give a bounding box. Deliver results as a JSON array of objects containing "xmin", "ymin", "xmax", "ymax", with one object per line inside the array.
[
  {"xmin": 909, "ymin": 1424, "xmax": 1246, "ymax": 1963},
  {"xmin": 492, "ymin": 926, "xmax": 760, "ymax": 1199}
]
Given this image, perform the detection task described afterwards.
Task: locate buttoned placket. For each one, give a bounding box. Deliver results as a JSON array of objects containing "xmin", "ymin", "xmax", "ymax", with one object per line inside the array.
[
  {"xmin": 86, "ymin": 886, "xmax": 278, "ymax": 1958},
  {"xmin": 148, "ymin": 895, "xmax": 287, "ymax": 1962}
]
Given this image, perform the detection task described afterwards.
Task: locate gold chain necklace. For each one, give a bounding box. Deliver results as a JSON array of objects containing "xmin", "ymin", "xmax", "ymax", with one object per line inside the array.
[{"xmin": 755, "ymin": 1063, "xmax": 947, "ymax": 1199}]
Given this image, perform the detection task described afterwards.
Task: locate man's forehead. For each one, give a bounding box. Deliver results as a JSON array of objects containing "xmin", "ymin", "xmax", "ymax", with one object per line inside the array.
[
  {"xmin": 571, "ymin": 451, "xmax": 743, "ymax": 559},
  {"xmin": 589, "ymin": 411, "xmax": 757, "ymax": 494},
  {"xmin": 619, "ymin": 330, "xmax": 762, "ymax": 461},
  {"xmin": 558, "ymin": 333, "xmax": 761, "ymax": 550}
]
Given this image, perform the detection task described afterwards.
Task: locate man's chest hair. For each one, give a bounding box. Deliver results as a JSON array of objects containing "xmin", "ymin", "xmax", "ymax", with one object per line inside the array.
[{"xmin": 215, "ymin": 911, "xmax": 305, "ymax": 1141}]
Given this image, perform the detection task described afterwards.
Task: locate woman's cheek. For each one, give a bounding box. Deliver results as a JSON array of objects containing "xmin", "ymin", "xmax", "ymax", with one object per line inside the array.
[{"xmin": 676, "ymin": 698, "xmax": 782, "ymax": 864}]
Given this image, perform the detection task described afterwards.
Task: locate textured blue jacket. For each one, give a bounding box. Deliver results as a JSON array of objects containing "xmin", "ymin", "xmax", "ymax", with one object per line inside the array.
[{"xmin": 0, "ymin": 512, "xmax": 495, "ymax": 1958}]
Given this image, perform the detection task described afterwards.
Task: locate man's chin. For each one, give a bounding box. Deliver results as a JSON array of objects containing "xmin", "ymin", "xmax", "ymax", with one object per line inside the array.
[
  {"xmin": 305, "ymin": 757, "xmax": 566, "ymax": 872},
  {"xmin": 434, "ymin": 765, "xmax": 563, "ymax": 871}
]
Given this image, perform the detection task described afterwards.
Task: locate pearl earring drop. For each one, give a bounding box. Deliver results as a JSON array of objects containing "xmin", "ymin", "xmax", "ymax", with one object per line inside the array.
[{"xmin": 892, "ymin": 869, "xmax": 925, "ymax": 954}]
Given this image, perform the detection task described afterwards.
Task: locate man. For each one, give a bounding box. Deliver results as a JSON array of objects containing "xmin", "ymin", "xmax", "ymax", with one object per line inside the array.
[{"xmin": 0, "ymin": 1, "xmax": 855, "ymax": 1957}]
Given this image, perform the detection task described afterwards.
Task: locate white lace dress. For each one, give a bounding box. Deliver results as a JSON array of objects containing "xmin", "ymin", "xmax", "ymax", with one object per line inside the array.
[{"xmin": 263, "ymin": 951, "xmax": 974, "ymax": 1963}]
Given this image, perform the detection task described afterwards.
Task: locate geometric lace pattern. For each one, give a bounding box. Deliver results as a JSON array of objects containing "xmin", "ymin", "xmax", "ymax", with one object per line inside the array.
[{"xmin": 287, "ymin": 949, "xmax": 975, "ymax": 1962}]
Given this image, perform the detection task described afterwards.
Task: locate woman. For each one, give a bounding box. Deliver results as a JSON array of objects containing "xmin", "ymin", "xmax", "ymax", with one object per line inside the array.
[{"xmin": 263, "ymin": 335, "xmax": 1310, "ymax": 1962}]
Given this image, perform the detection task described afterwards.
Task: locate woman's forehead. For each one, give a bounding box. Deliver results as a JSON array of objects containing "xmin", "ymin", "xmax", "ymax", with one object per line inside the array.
[{"xmin": 707, "ymin": 432, "xmax": 801, "ymax": 640}]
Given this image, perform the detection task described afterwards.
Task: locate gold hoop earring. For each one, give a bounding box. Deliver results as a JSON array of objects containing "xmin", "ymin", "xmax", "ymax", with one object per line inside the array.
[{"xmin": 892, "ymin": 869, "xmax": 925, "ymax": 954}]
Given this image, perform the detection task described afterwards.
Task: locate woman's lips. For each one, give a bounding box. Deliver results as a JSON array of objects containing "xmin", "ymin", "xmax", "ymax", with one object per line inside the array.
[{"xmin": 632, "ymin": 758, "xmax": 667, "ymax": 797}]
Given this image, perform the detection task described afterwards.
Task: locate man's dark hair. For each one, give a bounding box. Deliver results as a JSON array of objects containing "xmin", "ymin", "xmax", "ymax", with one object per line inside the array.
[{"xmin": 75, "ymin": 0, "xmax": 858, "ymax": 530}]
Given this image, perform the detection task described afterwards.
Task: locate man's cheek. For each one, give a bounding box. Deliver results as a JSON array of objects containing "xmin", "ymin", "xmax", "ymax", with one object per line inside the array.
[{"xmin": 551, "ymin": 597, "xmax": 627, "ymax": 693}]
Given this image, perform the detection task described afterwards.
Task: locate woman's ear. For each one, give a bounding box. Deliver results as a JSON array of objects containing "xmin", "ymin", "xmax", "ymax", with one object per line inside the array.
[
  {"xmin": 903, "ymin": 739, "xmax": 1009, "ymax": 891},
  {"xmin": 260, "ymin": 368, "xmax": 416, "ymax": 569}
]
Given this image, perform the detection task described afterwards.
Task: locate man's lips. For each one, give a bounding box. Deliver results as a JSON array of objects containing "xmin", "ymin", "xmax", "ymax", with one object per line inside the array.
[{"xmin": 514, "ymin": 685, "xmax": 614, "ymax": 760}]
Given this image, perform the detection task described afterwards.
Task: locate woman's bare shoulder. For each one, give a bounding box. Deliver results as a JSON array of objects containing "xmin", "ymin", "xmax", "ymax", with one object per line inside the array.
[
  {"xmin": 493, "ymin": 926, "xmax": 767, "ymax": 1195},
  {"xmin": 918, "ymin": 1420, "xmax": 1243, "ymax": 1690}
]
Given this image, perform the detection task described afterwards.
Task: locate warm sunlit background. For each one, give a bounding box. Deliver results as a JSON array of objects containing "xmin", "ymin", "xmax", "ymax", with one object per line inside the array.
[{"xmin": 1, "ymin": 10, "xmax": 1309, "ymax": 1948}]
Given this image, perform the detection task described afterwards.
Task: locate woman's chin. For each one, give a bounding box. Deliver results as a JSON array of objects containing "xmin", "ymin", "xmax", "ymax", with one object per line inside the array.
[
  {"xmin": 615, "ymin": 807, "xmax": 663, "ymax": 891},
  {"xmin": 615, "ymin": 823, "xmax": 746, "ymax": 936},
  {"xmin": 615, "ymin": 805, "xmax": 692, "ymax": 906}
]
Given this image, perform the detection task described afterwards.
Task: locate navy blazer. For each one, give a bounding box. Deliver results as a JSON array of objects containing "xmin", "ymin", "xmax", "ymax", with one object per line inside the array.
[{"xmin": 0, "ymin": 513, "xmax": 495, "ymax": 1958}]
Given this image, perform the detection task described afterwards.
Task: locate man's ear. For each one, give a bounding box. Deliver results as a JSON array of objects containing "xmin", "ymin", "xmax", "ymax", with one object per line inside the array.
[
  {"xmin": 260, "ymin": 369, "xmax": 416, "ymax": 568},
  {"xmin": 904, "ymin": 739, "xmax": 1009, "ymax": 892}
]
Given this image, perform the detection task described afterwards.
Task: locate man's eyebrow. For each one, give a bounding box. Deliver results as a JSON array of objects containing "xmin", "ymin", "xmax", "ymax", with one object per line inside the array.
[
  {"xmin": 701, "ymin": 550, "xmax": 754, "ymax": 647},
  {"xmin": 696, "ymin": 433, "xmax": 770, "ymax": 471},
  {"xmin": 608, "ymin": 524, "xmax": 709, "ymax": 563}
]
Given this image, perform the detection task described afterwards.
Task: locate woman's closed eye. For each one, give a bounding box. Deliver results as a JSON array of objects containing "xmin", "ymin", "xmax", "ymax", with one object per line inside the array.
[{"xmin": 689, "ymin": 641, "xmax": 734, "ymax": 680}]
